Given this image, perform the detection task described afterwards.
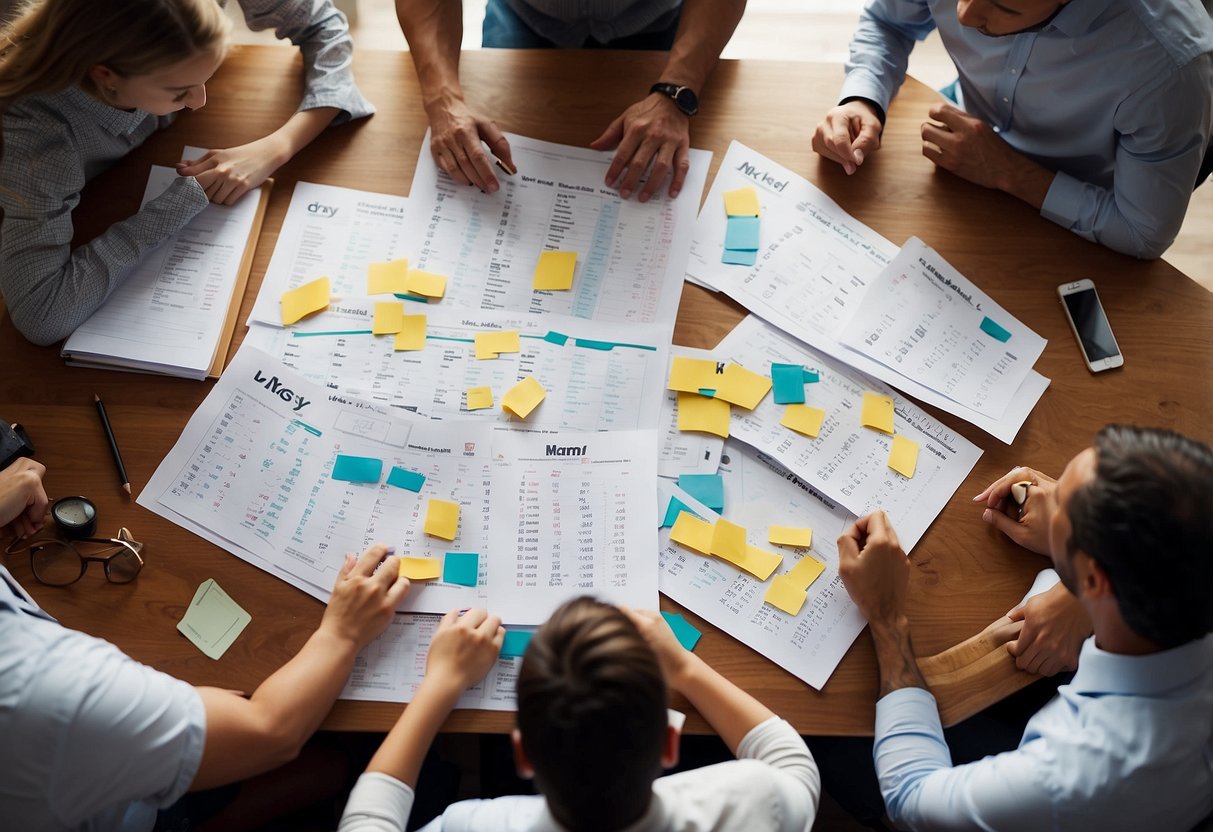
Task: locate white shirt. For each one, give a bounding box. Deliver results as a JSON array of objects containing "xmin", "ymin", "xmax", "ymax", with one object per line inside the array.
[
  {"xmin": 339, "ymin": 716, "xmax": 820, "ymax": 831},
  {"xmin": 874, "ymin": 634, "xmax": 1213, "ymax": 831},
  {"xmin": 0, "ymin": 566, "xmax": 207, "ymax": 832}
]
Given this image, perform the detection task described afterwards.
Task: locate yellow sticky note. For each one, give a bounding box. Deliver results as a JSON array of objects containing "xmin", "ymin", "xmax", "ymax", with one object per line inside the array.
[
  {"xmin": 368, "ymin": 258, "xmax": 409, "ymax": 294},
  {"xmin": 405, "ymin": 269, "xmax": 447, "ymax": 299},
  {"xmin": 769, "ymin": 525, "xmax": 813, "ymax": 548},
  {"xmin": 465, "ymin": 386, "xmax": 493, "ymax": 411},
  {"xmin": 533, "ymin": 250, "xmax": 577, "ymax": 290},
  {"xmin": 889, "ymin": 434, "xmax": 919, "ymax": 478},
  {"xmin": 723, "ymin": 186, "xmax": 761, "ymax": 218},
  {"xmin": 399, "ymin": 557, "xmax": 442, "ymax": 581},
  {"xmin": 781, "ymin": 404, "xmax": 826, "ymax": 438},
  {"xmin": 710, "ymin": 518, "xmax": 748, "ymax": 563},
  {"xmin": 712, "ymin": 364, "xmax": 771, "ymax": 410},
  {"xmin": 671, "ymin": 512, "xmax": 715, "ymax": 555},
  {"xmin": 668, "ymin": 357, "xmax": 722, "ymax": 393},
  {"xmin": 502, "ymin": 376, "xmax": 546, "ymax": 419},
  {"xmin": 861, "ymin": 392, "xmax": 895, "ymax": 434},
  {"xmin": 424, "ymin": 499, "xmax": 460, "ymax": 540},
  {"xmin": 737, "ymin": 545, "xmax": 784, "ymax": 581},
  {"xmin": 787, "ymin": 554, "xmax": 827, "ymax": 591},
  {"xmin": 372, "ymin": 301, "xmax": 404, "ymax": 335},
  {"xmin": 394, "ymin": 314, "xmax": 427, "ymax": 351},
  {"xmin": 280, "ymin": 277, "xmax": 330, "ymax": 325},
  {"xmin": 677, "ymin": 392, "xmax": 730, "ymax": 438},
  {"xmin": 474, "ymin": 330, "xmax": 521, "ymax": 359},
  {"xmin": 764, "ymin": 576, "xmax": 808, "ymax": 615}
]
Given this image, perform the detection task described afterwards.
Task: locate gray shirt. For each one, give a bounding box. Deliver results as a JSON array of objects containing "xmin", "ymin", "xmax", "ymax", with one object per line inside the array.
[
  {"xmin": 504, "ymin": 0, "xmax": 682, "ymax": 47},
  {"xmin": 0, "ymin": 0, "xmax": 374, "ymax": 346}
]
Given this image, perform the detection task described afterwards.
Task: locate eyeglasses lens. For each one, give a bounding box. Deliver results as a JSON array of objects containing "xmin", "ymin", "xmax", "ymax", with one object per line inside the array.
[
  {"xmin": 105, "ymin": 547, "xmax": 143, "ymax": 583},
  {"xmin": 31, "ymin": 542, "xmax": 84, "ymax": 586}
]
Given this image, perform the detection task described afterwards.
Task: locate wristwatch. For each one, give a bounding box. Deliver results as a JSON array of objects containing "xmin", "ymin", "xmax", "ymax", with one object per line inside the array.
[{"xmin": 649, "ymin": 82, "xmax": 699, "ymax": 117}]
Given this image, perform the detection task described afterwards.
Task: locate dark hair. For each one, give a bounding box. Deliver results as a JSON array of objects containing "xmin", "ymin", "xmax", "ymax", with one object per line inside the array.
[
  {"xmin": 516, "ymin": 597, "xmax": 668, "ymax": 832},
  {"xmin": 1067, "ymin": 425, "xmax": 1213, "ymax": 648}
]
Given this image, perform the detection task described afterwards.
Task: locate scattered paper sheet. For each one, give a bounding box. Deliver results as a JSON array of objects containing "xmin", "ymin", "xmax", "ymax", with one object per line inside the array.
[{"xmin": 177, "ymin": 579, "xmax": 251, "ymax": 660}]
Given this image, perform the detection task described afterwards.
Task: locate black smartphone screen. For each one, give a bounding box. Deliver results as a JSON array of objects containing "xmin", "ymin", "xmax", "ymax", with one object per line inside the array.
[{"xmin": 1063, "ymin": 287, "xmax": 1119, "ymax": 361}]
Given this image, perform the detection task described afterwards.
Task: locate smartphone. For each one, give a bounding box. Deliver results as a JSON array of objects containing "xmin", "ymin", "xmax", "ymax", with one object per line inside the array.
[{"xmin": 1058, "ymin": 279, "xmax": 1123, "ymax": 372}]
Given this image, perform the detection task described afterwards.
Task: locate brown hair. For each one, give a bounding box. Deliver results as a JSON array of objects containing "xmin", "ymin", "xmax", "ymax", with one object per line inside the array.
[{"xmin": 517, "ymin": 597, "xmax": 668, "ymax": 832}]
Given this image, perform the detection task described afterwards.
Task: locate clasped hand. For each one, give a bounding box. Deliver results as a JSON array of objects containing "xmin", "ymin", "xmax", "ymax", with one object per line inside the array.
[
  {"xmin": 177, "ymin": 135, "xmax": 289, "ymax": 205},
  {"xmin": 920, "ymin": 102, "xmax": 1019, "ymax": 190}
]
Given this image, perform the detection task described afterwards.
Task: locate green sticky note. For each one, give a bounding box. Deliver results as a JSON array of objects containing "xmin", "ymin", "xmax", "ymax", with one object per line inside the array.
[
  {"xmin": 177, "ymin": 579, "xmax": 251, "ymax": 660},
  {"xmin": 980, "ymin": 315, "xmax": 1012, "ymax": 342},
  {"xmin": 724, "ymin": 216, "xmax": 761, "ymax": 250},
  {"xmin": 442, "ymin": 552, "xmax": 479, "ymax": 587},
  {"xmin": 722, "ymin": 248, "xmax": 758, "ymax": 267},
  {"xmin": 387, "ymin": 466, "xmax": 426, "ymax": 492},
  {"xmin": 543, "ymin": 330, "xmax": 570, "ymax": 346},
  {"xmin": 660, "ymin": 611, "xmax": 702, "ymax": 652},
  {"xmin": 501, "ymin": 629, "xmax": 534, "ymax": 658},
  {"xmin": 677, "ymin": 474, "xmax": 724, "ymax": 512},
  {"xmin": 803, "ymin": 369, "xmax": 820, "ymax": 384},
  {"xmin": 332, "ymin": 454, "xmax": 383, "ymax": 483},
  {"xmin": 771, "ymin": 363, "xmax": 807, "ymax": 404},
  {"xmin": 661, "ymin": 496, "xmax": 699, "ymax": 529}
]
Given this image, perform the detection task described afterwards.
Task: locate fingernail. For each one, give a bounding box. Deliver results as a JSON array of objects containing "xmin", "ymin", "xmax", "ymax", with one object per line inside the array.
[
  {"xmin": 844, "ymin": 163, "xmax": 855, "ymax": 175},
  {"xmin": 620, "ymin": 188, "xmax": 631, "ymax": 199},
  {"xmin": 971, "ymin": 493, "xmax": 984, "ymax": 501},
  {"xmin": 385, "ymin": 546, "xmax": 396, "ymax": 554},
  {"xmin": 638, "ymin": 193, "xmax": 649, "ymax": 204},
  {"xmin": 982, "ymin": 509, "xmax": 992, "ymax": 522},
  {"xmin": 670, "ymin": 188, "xmax": 680, "ymax": 198},
  {"xmin": 854, "ymin": 149, "xmax": 865, "ymax": 164}
]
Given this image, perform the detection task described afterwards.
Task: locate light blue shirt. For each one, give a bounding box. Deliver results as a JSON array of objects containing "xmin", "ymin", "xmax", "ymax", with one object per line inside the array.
[
  {"xmin": 873, "ymin": 634, "xmax": 1213, "ymax": 832},
  {"xmin": 839, "ymin": 0, "xmax": 1213, "ymax": 259},
  {"xmin": 0, "ymin": 566, "xmax": 206, "ymax": 832}
]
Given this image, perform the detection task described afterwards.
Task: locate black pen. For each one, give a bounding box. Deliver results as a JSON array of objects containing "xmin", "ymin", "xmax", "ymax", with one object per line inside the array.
[{"xmin": 94, "ymin": 394, "xmax": 131, "ymax": 495}]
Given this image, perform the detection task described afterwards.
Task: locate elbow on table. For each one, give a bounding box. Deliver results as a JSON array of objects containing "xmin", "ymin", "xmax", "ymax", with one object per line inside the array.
[{"xmin": 6, "ymin": 304, "xmax": 69, "ymax": 347}]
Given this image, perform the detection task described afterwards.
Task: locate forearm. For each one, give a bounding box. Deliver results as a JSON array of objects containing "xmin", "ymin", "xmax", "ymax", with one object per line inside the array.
[
  {"xmin": 262, "ymin": 107, "xmax": 342, "ymax": 166},
  {"xmin": 657, "ymin": 0, "xmax": 746, "ymax": 91},
  {"xmin": 365, "ymin": 675, "xmax": 463, "ymax": 785},
  {"xmin": 995, "ymin": 153, "xmax": 1055, "ymax": 213},
  {"xmin": 869, "ymin": 615, "xmax": 928, "ymax": 698},
  {"xmin": 396, "ymin": 0, "xmax": 464, "ymax": 112},
  {"xmin": 671, "ymin": 653, "xmax": 775, "ymax": 754}
]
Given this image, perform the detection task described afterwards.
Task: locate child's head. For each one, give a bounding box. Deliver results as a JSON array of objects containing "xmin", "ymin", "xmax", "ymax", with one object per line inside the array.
[
  {"xmin": 0, "ymin": 0, "xmax": 231, "ymax": 114},
  {"xmin": 516, "ymin": 597, "xmax": 672, "ymax": 832}
]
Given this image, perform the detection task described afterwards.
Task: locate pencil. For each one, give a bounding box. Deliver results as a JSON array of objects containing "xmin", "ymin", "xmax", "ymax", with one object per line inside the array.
[{"xmin": 94, "ymin": 394, "xmax": 131, "ymax": 495}]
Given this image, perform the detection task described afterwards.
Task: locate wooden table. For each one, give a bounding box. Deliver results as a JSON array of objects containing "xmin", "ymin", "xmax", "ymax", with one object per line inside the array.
[{"xmin": 2, "ymin": 47, "xmax": 1210, "ymax": 735}]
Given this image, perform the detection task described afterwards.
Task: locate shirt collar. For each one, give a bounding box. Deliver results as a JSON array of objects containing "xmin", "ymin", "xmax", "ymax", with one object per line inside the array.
[
  {"xmin": 1068, "ymin": 633, "xmax": 1213, "ymax": 697},
  {"xmin": 1049, "ymin": 0, "xmax": 1114, "ymax": 37},
  {"xmin": 59, "ymin": 85, "xmax": 154, "ymax": 138}
]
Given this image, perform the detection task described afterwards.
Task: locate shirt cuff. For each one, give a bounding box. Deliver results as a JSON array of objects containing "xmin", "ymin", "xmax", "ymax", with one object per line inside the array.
[
  {"xmin": 299, "ymin": 89, "xmax": 376, "ymax": 125},
  {"xmin": 838, "ymin": 71, "xmax": 894, "ymax": 124},
  {"xmin": 1040, "ymin": 170, "xmax": 1087, "ymax": 232}
]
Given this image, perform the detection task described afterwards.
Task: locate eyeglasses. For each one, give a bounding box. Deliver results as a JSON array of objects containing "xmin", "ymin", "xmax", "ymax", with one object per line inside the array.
[{"xmin": 6, "ymin": 527, "xmax": 145, "ymax": 586}]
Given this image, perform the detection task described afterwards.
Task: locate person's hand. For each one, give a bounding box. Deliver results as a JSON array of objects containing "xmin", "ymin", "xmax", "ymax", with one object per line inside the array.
[
  {"xmin": 0, "ymin": 457, "xmax": 48, "ymax": 539},
  {"xmin": 972, "ymin": 466, "xmax": 1059, "ymax": 555},
  {"xmin": 425, "ymin": 97, "xmax": 515, "ymax": 194},
  {"xmin": 837, "ymin": 511, "xmax": 909, "ymax": 624},
  {"xmin": 620, "ymin": 606, "xmax": 695, "ymax": 690},
  {"xmin": 591, "ymin": 94, "xmax": 691, "ymax": 202},
  {"xmin": 920, "ymin": 102, "xmax": 1023, "ymax": 190},
  {"xmin": 1006, "ymin": 582, "xmax": 1091, "ymax": 676},
  {"xmin": 424, "ymin": 607, "xmax": 505, "ymax": 692},
  {"xmin": 811, "ymin": 99, "xmax": 883, "ymax": 175},
  {"xmin": 320, "ymin": 544, "xmax": 410, "ymax": 650},
  {"xmin": 177, "ymin": 136, "xmax": 289, "ymax": 205}
]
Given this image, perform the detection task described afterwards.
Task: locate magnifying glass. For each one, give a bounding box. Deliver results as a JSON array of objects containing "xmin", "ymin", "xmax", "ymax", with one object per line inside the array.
[{"xmin": 51, "ymin": 496, "xmax": 98, "ymax": 539}]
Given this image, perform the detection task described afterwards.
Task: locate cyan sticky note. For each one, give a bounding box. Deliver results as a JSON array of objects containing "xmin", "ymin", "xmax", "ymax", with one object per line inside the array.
[
  {"xmin": 980, "ymin": 315, "xmax": 1012, "ymax": 343},
  {"xmin": 501, "ymin": 629, "xmax": 533, "ymax": 658},
  {"xmin": 721, "ymin": 248, "xmax": 758, "ymax": 267},
  {"xmin": 661, "ymin": 496, "xmax": 699, "ymax": 528},
  {"xmin": 660, "ymin": 611, "xmax": 702, "ymax": 652},
  {"xmin": 332, "ymin": 454, "xmax": 383, "ymax": 483},
  {"xmin": 771, "ymin": 363, "xmax": 807, "ymax": 404},
  {"xmin": 678, "ymin": 474, "xmax": 724, "ymax": 512},
  {"xmin": 442, "ymin": 552, "xmax": 479, "ymax": 587},
  {"xmin": 724, "ymin": 216, "xmax": 761, "ymax": 251},
  {"xmin": 803, "ymin": 370, "xmax": 820, "ymax": 384},
  {"xmin": 386, "ymin": 466, "xmax": 426, "ymax": 492}
]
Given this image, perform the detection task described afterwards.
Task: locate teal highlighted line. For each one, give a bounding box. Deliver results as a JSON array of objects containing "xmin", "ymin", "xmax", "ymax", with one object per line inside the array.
[
  {"xmin": 290, "ymin": 327, "xmax": 653, "ymax": 352},
  {"xmin": 293, "ymin": 329, "xmax": 372, "ymax": 338},
  {"xmin": 426, "ymin": 335, "xmax": 475, "ymax": 344},
  {"xmin": 392, "ymin": 293, "xmax": 430, "ymax": 303},
  {"xmin": 979, "ymin": 316, "xmax": 1012, "ymax": 343},
  {"xmin": 290, "ymin": 419, "xmax": 322, "ymax": 437}
]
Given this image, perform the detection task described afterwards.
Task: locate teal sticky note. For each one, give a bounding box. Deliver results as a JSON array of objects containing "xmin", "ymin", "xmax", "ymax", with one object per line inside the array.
[
  {"xmin": 543, "ymin": 330, "xmax": 570, "ymax": 346},
  {"xmin": 387, "ymin": 466, "xmax": 426, "ymax": 492},
  {"xmin": 442, "ymin": 552, "xmax": 479, "ymax": 587},
  {"xmin": 724, "ymin": 216, "xmax": 760, "ymax": 251},
  {"xmin": 661, "ymin": 611, "xmax": 702, "ymax": 652},
  {"xmin": 678, "ymin": 474, "xmax": 724, "ymax": 512},
  {"xmin": 332, "ymin": 454, "xmax": 383, "ymax": 483},
  {"xmin": 501, "ymin": 629, "xmax": 533, "ymax": 658},
  {"xmin": 721, "ymin": 248, "xmax": 758, "ymax": 267},
  {"xmin": 661, "ymin": 496, "xmax": 699, "ymax": 528},
  {"xmin": 980, "ymin": 316, "xmax": 1012, "ymax": 343},
  {"xmin": 771, "ymin": 363, "xmax": 806, "ymax": 405},
  {"xmin": 698, "ymin": 388, "xmax": 716, "ymax": 397},
  {"xmin": 803, "ymin": 370, "xmax": 820, "ymax": 384},
  {"xmin": 393, "ymin": 293, "xmax": 431, "ymax": 303}
]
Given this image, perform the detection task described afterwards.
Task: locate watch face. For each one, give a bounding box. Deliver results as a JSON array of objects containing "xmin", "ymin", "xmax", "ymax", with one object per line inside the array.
[{"xmin": 674, "ymin": 87, "xmax": 699, "ymax": 116}]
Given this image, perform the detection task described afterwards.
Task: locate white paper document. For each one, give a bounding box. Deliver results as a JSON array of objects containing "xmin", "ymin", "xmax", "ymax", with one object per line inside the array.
[
  {"xmin": 138, "ymin": 346, "xmax": 660, "ymax": 624},
  {"xmin": 249, "ymin": 182, "xmax": 408, "ymax": 325},
  {"xmin": 657, "ymin": 447, "xmax": 866, "ymax": 690},
  {"xmin": 836, "ymin": 237, "xmax": 1046, "ymax": 417},
  {"xmin": 63, "ymin": 161, "xmax": 262, "ymax": 378},
  {"xmin": 687, "ymin": 141, "xmax": 1048, "ymax": 442},
  {"xmin": 402, "ymin": 131, "xmax": 710, "ymax": 327},
  {"xmin": 715, "ymin": 316, "xmax": 983, "ymax": 551}
]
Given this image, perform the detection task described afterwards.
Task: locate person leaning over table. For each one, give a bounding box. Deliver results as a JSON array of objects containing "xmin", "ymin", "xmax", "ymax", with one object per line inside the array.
[
  {"xmin": 394, "ymin": 0, "xmax": 746, "ymax": 203},
  {"xmin": 0, "ymin": 456, "xmax": 413, "ymax": 831},
  {"xmin": 338, "ymin": 596, "xmax": 821, "ymax": 831},
  {"xmin": 811, "ymin": 0, "xmax": 1213, "ymax": 259},
  {"xmin": 0, "ymin": 0, "xmax": 374, "ymax": 347},
  {"xmin": 832, "ymin": 425, "xmax": 1213, "ymax": 831}
]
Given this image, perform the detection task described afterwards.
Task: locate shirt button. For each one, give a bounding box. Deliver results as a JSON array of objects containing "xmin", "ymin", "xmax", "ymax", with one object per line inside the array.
[
  {"xmin": 1003, "ymin": 97, "xmax": 1009, "ymax": 102},
  {"xmin": 1010, "ymin": 68, "xmax": 1017, "ymax": 74}
]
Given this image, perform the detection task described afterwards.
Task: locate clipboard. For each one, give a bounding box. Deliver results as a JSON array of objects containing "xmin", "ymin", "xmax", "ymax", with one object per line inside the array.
[{"xmin": 205, "ymin": 178, "xmax": 272, "ymax": 378}]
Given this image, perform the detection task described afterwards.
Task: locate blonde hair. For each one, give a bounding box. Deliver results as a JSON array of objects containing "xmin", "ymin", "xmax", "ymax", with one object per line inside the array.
[{"xmin": 0, "ymin": 0, "xmax": 231, "ymax": 107}]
